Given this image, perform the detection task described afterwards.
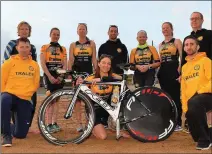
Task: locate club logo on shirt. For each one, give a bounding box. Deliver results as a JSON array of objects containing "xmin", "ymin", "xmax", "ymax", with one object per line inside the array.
[
  {"xmin": 29, "ymin": 66, "xmax": 34, "ymax": 71},
  {"xmin": 117, "ymin": 48, "xmax": 122, "ymax": 53},
  {"xmin": 197, "ymin": 36, "xmax": 203, "ymax": 41},
  {"xmin": 194, "ymin": 64, "xmax": 200, "ymax": 70}
]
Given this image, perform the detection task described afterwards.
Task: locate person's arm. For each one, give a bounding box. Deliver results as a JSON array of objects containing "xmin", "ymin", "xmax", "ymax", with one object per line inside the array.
[
  {"xmin": 197, "ymin": 58, "xmax": 212, "ymax": 94},
  {"xmin": 4, "ymin": 40, "xmax": 16, "ymax": 61},
  {"xmin": 97, "ymin": 44, "xmax": 104, "ymax": 59},
  {"xmin": 34, "ymin": 63, "xmax": 40, "ymax": 91},
  {"xmin": 62, "ymin": 47, "xmax": 67, "ymax": 70},
  {"xmin": 181, "ymin": 68, "xmax": 188, "ymax": 113},
  {"xmin": 40, "ymin": 45, "xmax": 57, "ymax": 83},
  {"xmin": 175, "ymin": 39, "xmax": 183, "ymax": 73},
  {"xmin": 68, "ymin": 42, "xmax": 75, "ymax": 70},
  {"xmin": 31, "ymin": 44, "xmax": 37, "ymax": 61},
  {"xmin": 122, "ymin": 44, "xmax": 129, "ymax": 63},
  {"xmin": 1, "ymin": 59, "xmax": 12, "ymax": 92},
  {"xmin": 91, "ymin": 41, "xmax": 97, "ymax": 71},
  {"xmin": 129, "ymin": 48, "xmax": 138, "ymax": 71},
  {"xmin": 181, "ymin": 38, "xmax": 187, "ymax": 67},
  {"xmin": 149, "ymin": 46, "xmax": 161, "ymax": 69}
]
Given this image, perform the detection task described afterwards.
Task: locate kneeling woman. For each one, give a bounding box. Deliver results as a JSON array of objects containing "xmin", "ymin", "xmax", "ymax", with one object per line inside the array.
[{"xmin": 77, "ymin": 54, "xmax": 129, "ymax": 139}]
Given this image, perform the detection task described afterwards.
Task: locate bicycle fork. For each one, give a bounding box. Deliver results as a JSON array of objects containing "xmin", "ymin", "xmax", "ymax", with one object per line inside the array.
[{"xmin": 64, "ymin": 87, "xmax": 81, "ymax": 119}]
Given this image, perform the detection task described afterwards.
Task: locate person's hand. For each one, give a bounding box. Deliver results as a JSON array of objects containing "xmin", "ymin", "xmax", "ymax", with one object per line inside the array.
[
  {"xmin": 76, "ymin": 77, "xmax": 84, "ymax": 85},
  {"xmin": 177, "ymin": 66, "xmax": 181, "ymax": 74},
  {"xmin": 137, "ymin": 65, "xmax": 149, "ymax": 73},
  {"xmin": 91, "ymin": 78, "xmax": 101, "ymax": 85},
  {"xmin": 176, "ymin": 75, "xmax": 181, "ymax": 83},
  {"xmin": 48, "ymin": 75, "xmax": 58, "ymax": 84}
]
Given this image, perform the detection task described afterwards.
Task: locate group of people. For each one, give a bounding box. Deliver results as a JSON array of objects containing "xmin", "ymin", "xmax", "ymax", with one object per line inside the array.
[{"xmin": 1, "ymin": 11, "xmax": 212, "ymax": 150}]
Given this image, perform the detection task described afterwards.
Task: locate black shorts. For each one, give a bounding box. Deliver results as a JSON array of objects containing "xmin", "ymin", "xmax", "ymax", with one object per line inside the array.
[
  {"xmin": 94, "ymin": 107, "xmax": 109, "ymax": 126},
  {"xmin": 43, "ymin": 74, "xmax": 64, "ymax": 93},
  {"xmin": 133, "ymin": 69, "xmax": 155, "ymax": 87}
]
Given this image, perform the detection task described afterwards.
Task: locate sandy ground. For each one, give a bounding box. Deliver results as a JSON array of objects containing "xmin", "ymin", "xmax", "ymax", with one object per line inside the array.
[{"xmin": 1, "ymin": 87, "xmax": 212, "ymax": 153}]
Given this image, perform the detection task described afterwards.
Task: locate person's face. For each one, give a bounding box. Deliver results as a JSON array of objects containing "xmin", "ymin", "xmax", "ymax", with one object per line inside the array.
[
  {"xmin": 137, "ymin": 32, "xmax": 147, "ymax": 45},
  {"xmin": 16, "ymin": 41, "xmax": 31, "ymax": 57},
  {"xmin": 108, "ymin": 27, "xmax": 118, "ymax": 40},
  {"xmin": 162, "ymin": 23, "xmax": 173, "ymax": 36},
  {"xmin": 77, "ymin": 24, "xmax": 87, "ymax": 37},
  {"xmin": 18, "ymin": 24, "xmax": 30, "ymax": 38},
  {"xmin": 184, "ymin": 38, "xmax": 199, "ymax": 56},
  {"xmin": 190, "ymin": 13, "xmax": 203, "ymax": 30},
  {"xmin": 50, "ymin": 29, "xmax": 60, "ymax": 42},
  {"xmin": 98, "ymin": 57, "xmax": 112, "ymax": 73}
]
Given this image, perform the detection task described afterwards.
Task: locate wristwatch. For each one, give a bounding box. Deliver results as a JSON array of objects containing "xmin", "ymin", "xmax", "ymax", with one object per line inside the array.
[{"xmin": 148, "ymin": 65, "xmax": 153, "ymax": 70}]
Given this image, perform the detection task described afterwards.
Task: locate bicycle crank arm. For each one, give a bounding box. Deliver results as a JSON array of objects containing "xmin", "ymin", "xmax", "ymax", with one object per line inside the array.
[{"xmin": 121, "ymin": 112, "xmax": 155, "ymax": 124}]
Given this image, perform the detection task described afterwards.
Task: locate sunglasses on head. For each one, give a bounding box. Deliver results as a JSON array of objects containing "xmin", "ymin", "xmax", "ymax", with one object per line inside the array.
[{"xmin": 99, "ymin": 54, "xmax": 113, "ymax": 61}]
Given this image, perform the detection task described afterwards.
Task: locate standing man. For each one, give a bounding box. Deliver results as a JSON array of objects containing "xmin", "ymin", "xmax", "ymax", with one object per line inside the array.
[
  {"xmin": 98, "ymin": 25, "xmax": 129, "ymax": 75},
  {"xmin": 181, "ymin": 11, "xmax": 212, "ymax": 133},
  {"xmin": 1, "ymin": 38, "xmax": 40, "ymax": 147},
  {"xmin": 182, "ymin": 11, "xmax": 212, "ymax": 65},
  {"xmin": 181, "ymin": 36, "xmax": 212, "ymax": 150}
]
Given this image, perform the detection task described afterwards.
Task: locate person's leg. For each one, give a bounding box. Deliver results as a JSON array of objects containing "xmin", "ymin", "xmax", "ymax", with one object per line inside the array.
[
  {"xmin": 133, "ymin": 71, "xmax": 145, "ymax": 88},
  {"xmin": 13, "ymin": 98, "xmax": 33, "ymax": 139},
  {"xmin": 92, "ymin": 124, "xmax": 107, "ymax": 140},
  {"xmin": 1, "ymin": 93, "xmax": 15, "ymax": 147},
  {"xmin": 29, "ymin": 92, "xmax": 37, "ymax": 127},
  {"xmin": 186, "ymin": 93, "xmax": 212, "ymax": 150},
  {"xmin": 144, "ymin": 70, "xmax": 155, "ymax": 86}
]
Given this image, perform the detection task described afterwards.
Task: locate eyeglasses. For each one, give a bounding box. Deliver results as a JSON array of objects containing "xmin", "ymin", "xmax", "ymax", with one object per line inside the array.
[
  {"xmin": 190, "ymin": 17, "xmax": 201, "ymax": 21},
  {"xmin": 99, "ymin": 54, "xmax": 113, "ymax": 61}
]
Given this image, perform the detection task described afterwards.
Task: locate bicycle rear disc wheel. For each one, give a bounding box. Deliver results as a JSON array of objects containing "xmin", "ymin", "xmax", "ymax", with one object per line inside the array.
[
  {"xmin": 123, "ymin": 86, "xmax": 177, "ymax": 142},
  {"xmin": 38, "ymin": 88, "xmax": 95, "ymax": 145}
]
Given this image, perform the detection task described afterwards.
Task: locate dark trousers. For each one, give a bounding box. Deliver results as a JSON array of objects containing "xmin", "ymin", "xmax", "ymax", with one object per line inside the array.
[
  {"xmin": 133, "ymin": 69, "xmax": 155, "ymax": 88},
  {"xmin": 186, "ymin": 93, "xmax": 212, "ymax": 143},
  {"xmin": 158, "ymin": 62, "xmax": 182, "ymax": 126},
  {"xmin": 12, "ymin": 92, "xmax": 36, "ymax": 127},
  {"xmin": 1, "ymin": 92, "xmax": 33, "ymax": 138}
]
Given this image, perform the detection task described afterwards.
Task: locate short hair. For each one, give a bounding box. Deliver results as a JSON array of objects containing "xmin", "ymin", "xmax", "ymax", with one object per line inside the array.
[
  {"xmin": 192, "ymin": 11, "xmax": 204, "ymax": 20},
  {"xmin": 184, "ymin": 35, "xmax": 199, "ymax": 45},
  {"xmin": 137, "ymin": 30, "xmax": 147, "ymax": 37},
  {"xmin": 16, "ymin": 37, "xmax": 31, "ymax": 45},
  {"xmin": 108, "ymin": 25, "xmax": 118, "ymax": 33},
  {"xmin": 17, "ymin": 21, "xmax": 32, "ymax": 37},
  {"xmin": 50, "ymin": 27, "xmax": 60, "ymax": 36}
]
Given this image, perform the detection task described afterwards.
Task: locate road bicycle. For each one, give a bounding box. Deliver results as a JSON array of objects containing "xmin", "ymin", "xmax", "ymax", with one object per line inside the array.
[{"xmin": 38, "ymin": 63, "xmax": 178, "ymax": 145}]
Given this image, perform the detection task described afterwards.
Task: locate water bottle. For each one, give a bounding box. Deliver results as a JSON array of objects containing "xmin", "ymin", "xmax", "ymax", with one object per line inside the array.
[{"xmin": 111, "ymin": 86, "xmax": 119, "ymax": 107}]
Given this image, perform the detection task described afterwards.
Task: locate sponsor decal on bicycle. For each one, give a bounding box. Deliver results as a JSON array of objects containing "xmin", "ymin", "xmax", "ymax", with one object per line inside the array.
[
  {"xmin": 158, "ymin": 120, "xmax": 174, "ymax": 139},
  {"xmin": 83, "ymin": 88, "xmax": 114, "ymax": 111},
  {"xmin": 51, "ymin": 90, "xmax": 74, "ymax": 100}
]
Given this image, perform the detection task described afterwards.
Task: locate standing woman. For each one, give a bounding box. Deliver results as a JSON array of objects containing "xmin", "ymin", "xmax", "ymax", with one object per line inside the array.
[
  {"xmin": 68, "ymin": 23, "xmax": 97, "ymax": 73},
  {"xmin": 68, "ymin": 23, "xmax": 97, "ymax": 131},
  {"xmin": 130, "ymin": 30, "xmax": 160, "ymax": 87},
  {"xmin": 40, "ymin": 27, "xmax": 67, "ymax": 133},
  {"xmin": 157, "ymin": 22, "xmax": 183, "ymax": 131},
  {"xmin": 3, "ymin": 21, "xmax": 38, "ymax": 133}
]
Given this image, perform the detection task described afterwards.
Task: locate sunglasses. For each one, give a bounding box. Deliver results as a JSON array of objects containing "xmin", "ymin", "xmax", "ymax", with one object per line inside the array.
[{"xmin": 99, "ymin": 54, "xmax": 113, "ymax": 61}]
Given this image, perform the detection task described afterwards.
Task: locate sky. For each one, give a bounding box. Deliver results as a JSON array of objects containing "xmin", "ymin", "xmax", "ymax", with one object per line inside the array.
[{"xmin": 1, "ymin": 1, "xmax": 211, "ymax": 73}]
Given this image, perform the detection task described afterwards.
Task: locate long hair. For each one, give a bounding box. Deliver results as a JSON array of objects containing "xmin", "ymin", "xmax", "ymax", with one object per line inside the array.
[{"xmin": 95, "ymin": 54, "xmax": 113, "ymax": 78}]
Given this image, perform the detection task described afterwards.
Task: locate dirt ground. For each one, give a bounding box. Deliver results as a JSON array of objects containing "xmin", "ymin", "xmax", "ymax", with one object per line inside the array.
[{"xmin": 1, "ymin": 88, "xmax": 212, "ymax": 153}]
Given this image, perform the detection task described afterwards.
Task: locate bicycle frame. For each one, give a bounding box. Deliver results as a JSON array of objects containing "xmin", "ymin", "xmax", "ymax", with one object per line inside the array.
[{"xmin": 65, "ymin": 80, "xmax": 127, "ymax": 121}]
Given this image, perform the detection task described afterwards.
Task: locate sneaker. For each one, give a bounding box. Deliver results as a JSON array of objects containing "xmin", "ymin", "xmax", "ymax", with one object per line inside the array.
[
  {"xmin": 196, "ymin": 142, "xmax": 212, "ymax": 150},
  {"xmin": 46, "ymin": 124, "xmax": 54, "ymax": 133},
  {"xmin": 174, "ymin": 125, "xmax": 183, "ymax": 132},
  {"xmin": 183, "ymin": 120, "xmax": 190, "ymax": 134},
  {"xmin": 52, "ymin": 123, "xmax": 61, "ymax": 133},
  {"xmin": 76, "ymin": 124, "xmax": 83, "ymax": 132},
  {"xmin": 2, "ymin": 135, "xmax": 12, "ymax": 147}
]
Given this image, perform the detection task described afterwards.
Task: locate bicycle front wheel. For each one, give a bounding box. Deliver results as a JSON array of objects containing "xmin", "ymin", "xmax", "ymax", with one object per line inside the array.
[
  {"xmin": 123, "ymin": 86, "xmax": 177, "ymax": 142},
  {"xmin": 38, "ymin": 88, "xmax": 95, "ymax": 145}
]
